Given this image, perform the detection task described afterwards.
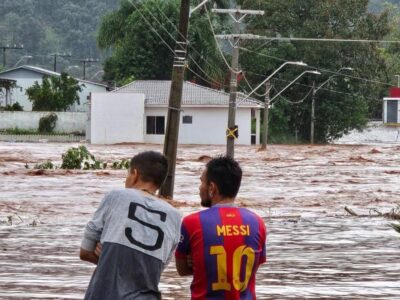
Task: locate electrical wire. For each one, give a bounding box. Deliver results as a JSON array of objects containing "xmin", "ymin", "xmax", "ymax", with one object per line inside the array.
[
  {"xmin": 238, "ymin": 46, "xmax": 393, "ymax": 87},
  {"xmin": 135, "ymin": 1, "xmax": 221, "ymax": 85},
  {"xmin": 204, "ymin": 5, "xmax": 241, "ymax": 74},
  {"xmin": 271, "ymin": 85, "xmax": 314, "ymax": 104},
  {"xmin": 153, "ymin": 4, "xmax": 226, "ymax": 85}
]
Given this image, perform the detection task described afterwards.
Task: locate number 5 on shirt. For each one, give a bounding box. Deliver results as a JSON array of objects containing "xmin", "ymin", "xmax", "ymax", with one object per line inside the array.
[{"xmin": 210, "ymin": 245, "xmax": 255, "ymax": 292}]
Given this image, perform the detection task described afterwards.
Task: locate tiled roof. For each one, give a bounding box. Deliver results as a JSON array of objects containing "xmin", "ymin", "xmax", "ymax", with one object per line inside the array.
[{"xmin": 113, "ymin": 80, "xmax": 263, "ymax": 107}]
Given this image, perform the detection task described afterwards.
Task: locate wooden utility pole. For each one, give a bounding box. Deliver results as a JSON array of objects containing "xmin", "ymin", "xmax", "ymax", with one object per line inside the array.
[
  {"xmin": 79, "ymin": 58, "xmax": 99, "ymax": 80},
  {"xmin": 213, "ymin": 6, "xmax": 264, "ymax": 158},
  {"xmin": 261, "ymin": 81, "xmax": 271, "ymax": 150},
  {"xmin": 159, "ymin": 0, "xmax": 190, "ymax": 198},
  {"xmin": 51, "ymin": 53, "xmax": 71, "ymax": 72},
  {"xmin": 1, "ymin": 44, "xmax": 24, "ymax": 68},
  {"xmin": 310, "ymin": 81, "xmax": 316, "ymax": 144}
]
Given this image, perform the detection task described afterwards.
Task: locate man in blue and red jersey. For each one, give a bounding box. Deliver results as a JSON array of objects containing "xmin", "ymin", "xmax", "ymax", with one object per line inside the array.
[{"xmin": 175, "ymin": 156, "xmax": 267, "ymax": 300}]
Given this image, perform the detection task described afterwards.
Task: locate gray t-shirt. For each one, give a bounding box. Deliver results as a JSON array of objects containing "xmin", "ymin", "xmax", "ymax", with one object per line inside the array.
[{"xmin": 81, "ymin": 188, "xmax": 182, "ymax": 300}]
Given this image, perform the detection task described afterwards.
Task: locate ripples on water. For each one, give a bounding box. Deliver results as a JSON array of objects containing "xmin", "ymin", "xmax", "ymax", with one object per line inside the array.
[
  {"xmin": 0, "ymin": 217, "xmax": 398, "ymax": 299},
  {"xmin": 1, "ymin": 143, "xmax": 400, "ymax": 299}
]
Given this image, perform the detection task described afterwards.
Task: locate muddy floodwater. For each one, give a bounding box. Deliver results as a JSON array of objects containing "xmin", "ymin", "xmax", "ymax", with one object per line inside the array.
[{"xmin": 0, "ymin": 142, "xmax": 399, "ymax": 299}]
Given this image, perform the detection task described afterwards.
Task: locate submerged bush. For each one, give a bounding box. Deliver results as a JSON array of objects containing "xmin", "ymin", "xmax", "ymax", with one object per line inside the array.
[
  {"xmin": 61, "ymin": 145, "xmax": 102, "ymax": 170},
  {"xmin": 38, "ymin": 113, "xmax": 58, "ymax": 133}
]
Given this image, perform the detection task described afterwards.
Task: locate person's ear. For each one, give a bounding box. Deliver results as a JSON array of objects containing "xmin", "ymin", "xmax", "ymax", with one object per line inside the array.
[
  {"xmin": 208, "ymin": 182, "xmax": 217, "ymax": 198},
  {"xmin": 131, "ymin": 169, "xmax": 139, "ymax": 184},
  {"xmin": 126, "ymin": 168, "xmax": 139, "ymax": 188}
]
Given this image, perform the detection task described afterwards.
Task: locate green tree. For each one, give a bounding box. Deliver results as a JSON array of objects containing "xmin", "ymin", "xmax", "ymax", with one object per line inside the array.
[
  {"xmin": 97, "ymin": 0, "xmax": 227, "ymax": 85},
  {"xmin": 238, "ymin": 0, "xmax": 390, "ymax": 143},
  {"xmin": 26, "ymin": 73, "xmax": 84, "ymax": 111}
]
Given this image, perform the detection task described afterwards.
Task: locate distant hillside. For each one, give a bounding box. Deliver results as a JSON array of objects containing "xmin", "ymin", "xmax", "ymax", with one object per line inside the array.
[
  {"xmin": 0, "ymin": 0, "xmax": 118, "ymax": 74},
  {"xmin": 369, "ymin": 0, "xmax": 400, "ymax": 12}
]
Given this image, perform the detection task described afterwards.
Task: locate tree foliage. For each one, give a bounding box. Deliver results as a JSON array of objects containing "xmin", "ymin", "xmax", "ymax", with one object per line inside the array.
[
  {"xmin": 97, "ymin": 0, "xmax": 227, "ymax": 85},
  {"xmin": 26, "ymin": 73, "xmax": 84, "ymax": 111},
  {"xmin": 238, "ymin": 0, "xmax": 390, "ymax": 142},
  {"xmin": 0, "ymin": 0, "xmax": 117, "ymax": 71}
]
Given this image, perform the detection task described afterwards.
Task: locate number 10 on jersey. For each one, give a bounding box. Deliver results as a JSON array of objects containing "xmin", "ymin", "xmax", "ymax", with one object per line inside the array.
[{"xmin": 210, "ymin": 245, "xmax": 255, "ymax": 292}]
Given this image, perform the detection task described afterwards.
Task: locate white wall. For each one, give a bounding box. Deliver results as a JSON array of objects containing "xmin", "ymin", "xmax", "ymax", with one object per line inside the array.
[
  {"xmin": 0, "ymin": 111, "xmax": 86, "ymax": 132},
  {"xmin": 72, "ymin": 82, "xmax": 108, "ymax": 112},
  {"xmin": 90, "ymin": 93, "xmax": 145, "ymax": 144},
  {"xmin": 144, "ymin": 106, "xmax": 253, "ymax": 145}
]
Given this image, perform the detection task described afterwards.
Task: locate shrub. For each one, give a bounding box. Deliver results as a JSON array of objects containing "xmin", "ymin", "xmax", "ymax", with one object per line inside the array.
[
  {"xmin": 38, "ymin": 113, "xmax": 58, "ymax": 133},
  {"xmin": 4, "ymin": 102, "xmax": 23, "ymax": 111},
  {"xmin": 34, "ymin": 160, "xmax": 55, "ymax": 170},
  {"xmin": 111, "ymin": 159, "xmax": 130, "ymax": 169},
  {"xmin": 61, "ymin": 145, "xmax": 102, "ymax": 170}
]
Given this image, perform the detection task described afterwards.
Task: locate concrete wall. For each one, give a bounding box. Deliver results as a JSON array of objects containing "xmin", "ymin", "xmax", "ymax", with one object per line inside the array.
[
  {"xmin": 0, "ymin": 111, "xmax": 86, "ymax": 132},
  {"xmin": 144, "ymin": 106, "xmax": 253, "ymax": 145},
  {"xmin": 0, "ymin": 68, "xmax": 107, "ymax": 112},
  {"xmin": 90, "ymin": 93, "xmax": 145, "ymax": 144}
]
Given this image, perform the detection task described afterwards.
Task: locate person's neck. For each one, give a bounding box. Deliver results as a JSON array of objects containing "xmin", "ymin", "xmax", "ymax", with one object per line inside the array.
[
  {"xmin": 131, "ymin": 182, "xmax": 157, "ymax": 196},
  {"xmin": 211, "ymin": 196, "xmax": 235, "ymax": 207}
]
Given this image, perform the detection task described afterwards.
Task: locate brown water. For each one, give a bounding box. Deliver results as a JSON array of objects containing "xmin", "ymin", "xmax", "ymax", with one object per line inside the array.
[{"xmin": 0, "ymin": 142, "xmax": 399, "ymax": 299}]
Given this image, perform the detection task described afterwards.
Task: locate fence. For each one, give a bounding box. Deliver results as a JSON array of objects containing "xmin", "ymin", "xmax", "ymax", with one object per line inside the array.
[
  {"xmin": 0, "ymin": 133, "xmax": 85, "ymax": 143},
  {"xmin": 0, "ymin": 111, "xmax": 86, "ymax": 133}
]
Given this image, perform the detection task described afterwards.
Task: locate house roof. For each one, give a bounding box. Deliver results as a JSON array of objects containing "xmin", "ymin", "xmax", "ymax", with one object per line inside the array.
[
  {"xmin": 113, "ymin": 80, "xmax": 263, "ymax": 107},
  {"xmin": 0, "ymin": 65, "xmax": 108, "ymax": 88}
]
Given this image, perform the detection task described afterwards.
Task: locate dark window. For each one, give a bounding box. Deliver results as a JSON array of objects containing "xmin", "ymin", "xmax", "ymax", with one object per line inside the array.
[
  {"xmin": 387, "ymin": 101, "xmax": 398, "ymax": 123},
  {"xmin": 146, "ymin": 116, "xmax": 165, "ymax": 134},
  {"xmin": 182, "ymin": 115, "xmax": 192, "ymax": 124}
]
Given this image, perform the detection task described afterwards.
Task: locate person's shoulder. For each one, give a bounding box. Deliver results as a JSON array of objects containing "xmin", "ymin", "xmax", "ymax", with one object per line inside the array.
[
  {"xmin": 239, "ymin": 207, "xmax": 264, "ymax": 221},
  {"xmin": 107, "ymin": 188, "xmax": 135, "ymax": 197},
  {"xmin": 182, "ymin": 210, "xmax": 202, "ymax": 224},
  {"xmin": 159, "ymin": 200, "xmax": 182, "ymax": 217}
]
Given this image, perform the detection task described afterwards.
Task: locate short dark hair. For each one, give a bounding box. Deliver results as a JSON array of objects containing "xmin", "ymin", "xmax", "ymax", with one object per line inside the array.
[
  {"xmin": 206, "ymin": 156, "xmax": 242, "ymax": 198},
  {"xmin": 130, "ymin": 151, "xmax": 168, "ymax": 188}
]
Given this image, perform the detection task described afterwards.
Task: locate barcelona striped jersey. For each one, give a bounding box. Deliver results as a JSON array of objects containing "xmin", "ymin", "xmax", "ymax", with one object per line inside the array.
[{"xmin": 175, "ymin": 205, "xmax": 267, "ymax": 300}]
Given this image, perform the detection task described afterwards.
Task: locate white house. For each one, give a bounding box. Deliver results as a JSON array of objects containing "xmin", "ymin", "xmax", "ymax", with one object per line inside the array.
[
  {"xmin": 0, "ymin": 65, "xmax": 108, "ymax": 112},
  {"xmin": 90, "ymin": 80, "xmax": 262, "ymax": 145}
]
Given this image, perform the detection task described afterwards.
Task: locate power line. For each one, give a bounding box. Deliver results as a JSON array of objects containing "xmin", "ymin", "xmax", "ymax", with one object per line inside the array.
[
  {"xmin": 238, "ymin": 46, "xmax": 394, "ymax": 87},
  {"xmin": 132, "ymin": 0, "xmax": 222, "ymax": 85},
  {"xmin": 266, "ymin": 75, "xmax": 382, "ymax": 102},
  {"xmin": 153, "ymin": 4, "xmax": 225, "ymax": 85},
  {"xmin": 217, "ymin": 34, "xmax": 400, "ymax": 44},
  {"xmin": 271, "ymin": 85, "xmax": 314, "ymax": 104},
  {"xmin": 204, "ymin": 5, "xmax": 239, "ymax": 74}
]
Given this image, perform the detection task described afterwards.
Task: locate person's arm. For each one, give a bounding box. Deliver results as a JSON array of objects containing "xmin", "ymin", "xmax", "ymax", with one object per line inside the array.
[
  {"xmin": 79, "ymin": 193, "xmax": 111, "ymax": 264},
  {"xmin": 175, "ymin": 217, "xmax": 193, "ymax": 276},
  {"xmin": 176, "ymin": 255, "xmax": 193, "ymax": 276},
  {"xmin": 80, "ymin": 248, "xmax": 99, "ymax": 265}
]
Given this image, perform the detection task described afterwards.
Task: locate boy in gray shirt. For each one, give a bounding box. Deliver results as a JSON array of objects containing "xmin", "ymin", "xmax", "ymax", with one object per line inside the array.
[{"xmin": 80, "ymin": 151, "xmax": 181, "ymax": 300}]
